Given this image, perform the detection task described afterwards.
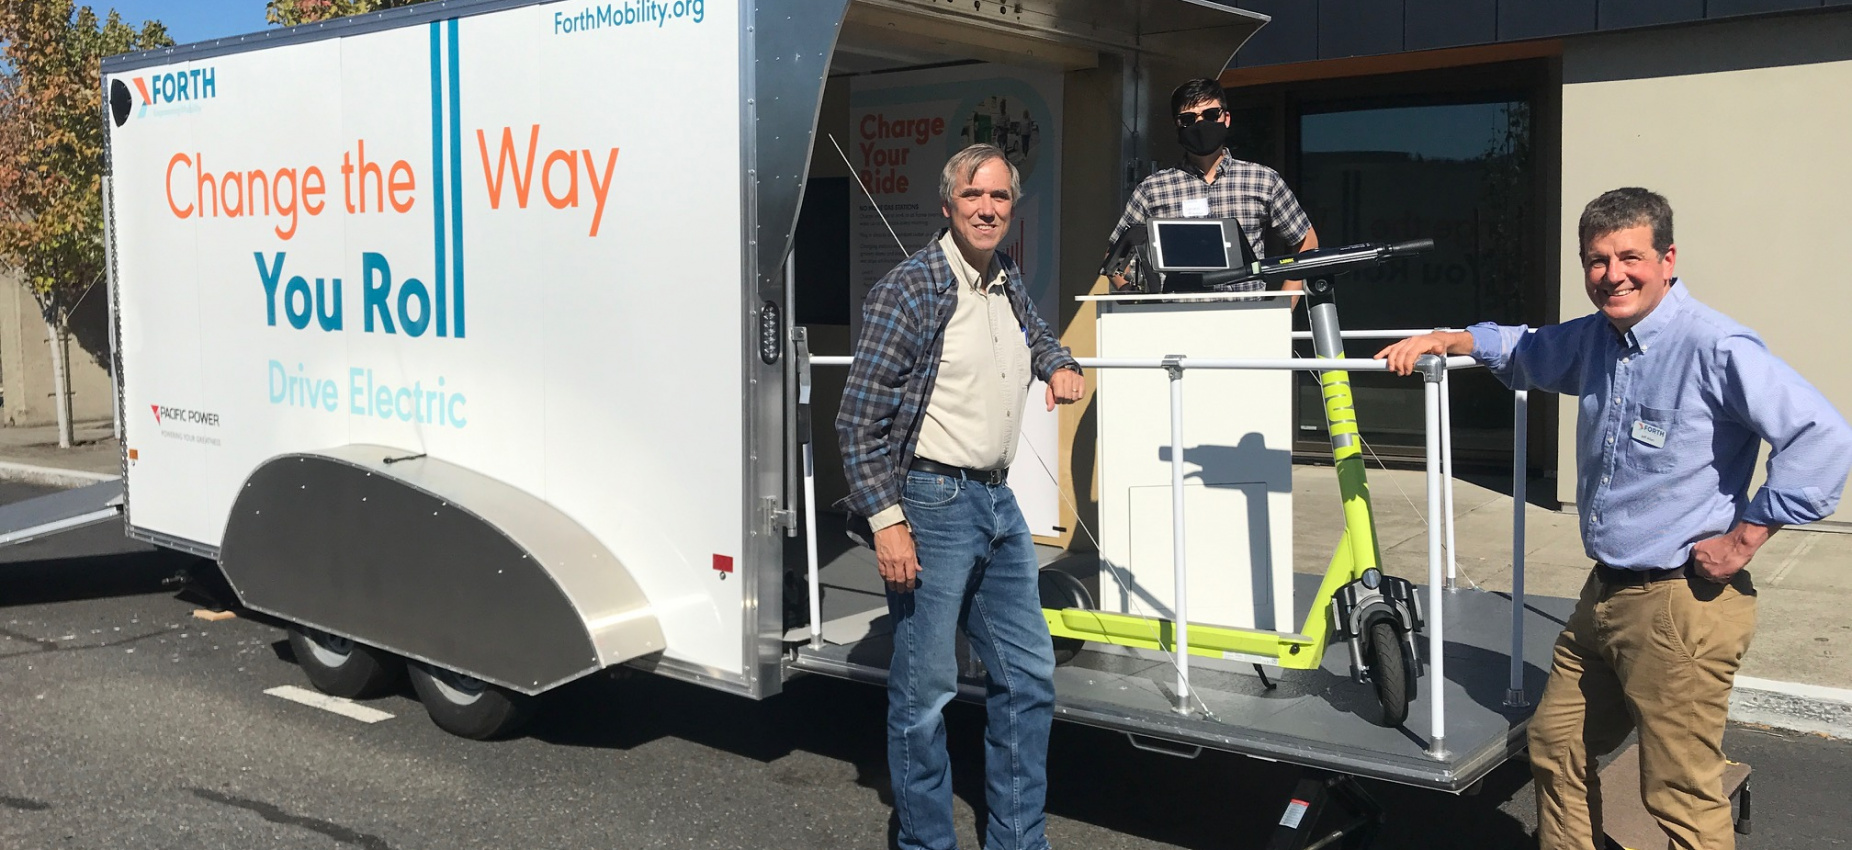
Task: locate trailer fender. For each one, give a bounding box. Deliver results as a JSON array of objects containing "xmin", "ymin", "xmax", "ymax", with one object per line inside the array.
[{"xmin": 218, "ymin": 445, "xmax": 663, "ymax": 695}]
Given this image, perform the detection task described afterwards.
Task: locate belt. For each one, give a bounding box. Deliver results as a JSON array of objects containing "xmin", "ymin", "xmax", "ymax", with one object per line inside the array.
[
  {"xmin": 911, "ymin": 457, "xmax": 1008, "ymax": 486},
  {"xmin": 1594, "ymin": 561, "xmax": 1690, "ymax": 586}
]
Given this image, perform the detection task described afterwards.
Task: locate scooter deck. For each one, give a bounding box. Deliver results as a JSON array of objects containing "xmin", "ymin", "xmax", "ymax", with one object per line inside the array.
[{"xmin": 791, "ymin": 558, "xmax": 1571, "ymax": 793}]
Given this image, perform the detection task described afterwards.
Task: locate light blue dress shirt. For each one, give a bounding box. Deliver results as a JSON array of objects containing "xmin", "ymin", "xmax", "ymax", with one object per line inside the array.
[{"xmin": 1468, "ymin": 281, "xmax": 1852, "ymax": 570}]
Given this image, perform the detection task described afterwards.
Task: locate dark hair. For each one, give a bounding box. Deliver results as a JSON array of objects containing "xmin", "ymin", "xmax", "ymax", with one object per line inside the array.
[
  {"xmin": 1170, "ymin": 78, "xmax": 1227, "ymax": 116},
  {"xmin": 1578, "ymin": 188, "xmax": 1674, "ymax": 256}
]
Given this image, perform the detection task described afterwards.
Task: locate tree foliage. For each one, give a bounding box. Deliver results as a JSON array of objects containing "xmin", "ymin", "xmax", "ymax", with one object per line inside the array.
[
  {"xmin": 0, "ymin": 0, "xmax": 170, "ymax": 318},
  {"xmin": 267, "ymin": 0, "xmax": 434, "ymax": 27}
]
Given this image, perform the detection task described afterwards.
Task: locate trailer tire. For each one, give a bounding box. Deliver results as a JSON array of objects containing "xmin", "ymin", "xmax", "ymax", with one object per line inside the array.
[
  {"xmin": 407, "ymin": 661, "xmax": 535, "ymax": 740},
  {"xmin": 287, "ymin": 625, "xmax": 403, "ymax": 699},
  {"xmin": 1367, "ymin": 620, "xmax": 1414, "ymax": 728},
  {"xmin": 1038, "ymin": 568, "xmax": 1093, "ymax": 666}
]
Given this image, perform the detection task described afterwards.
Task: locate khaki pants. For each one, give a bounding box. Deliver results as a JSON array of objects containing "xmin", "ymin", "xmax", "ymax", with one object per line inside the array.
[{"xmin": 1529, "ymin": 567, "xmax": 1757, "ymax": 850}]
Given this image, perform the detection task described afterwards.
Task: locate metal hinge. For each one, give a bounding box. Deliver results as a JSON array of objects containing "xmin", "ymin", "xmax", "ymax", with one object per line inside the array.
[{"xmin": 762, "ymin": 497, "xmax": 795, "ymax": 536}]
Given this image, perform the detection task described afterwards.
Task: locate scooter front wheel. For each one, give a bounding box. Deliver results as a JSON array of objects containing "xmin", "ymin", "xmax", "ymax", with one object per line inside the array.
[{"xmin": 1367, "ymin": 620, "xmax": 1415, "ymax": 727}]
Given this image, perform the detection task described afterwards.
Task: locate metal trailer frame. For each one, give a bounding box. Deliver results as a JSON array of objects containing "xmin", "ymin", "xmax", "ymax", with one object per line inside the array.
[{"xmin": 797, "ymin": 331, "xmax": 1555, "ymax": 796}]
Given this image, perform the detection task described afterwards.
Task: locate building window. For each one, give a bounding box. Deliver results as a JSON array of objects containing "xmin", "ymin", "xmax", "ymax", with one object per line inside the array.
[{"xmin": 1292, "ymin": 96, "xmax": 1535, "ymax": 462}]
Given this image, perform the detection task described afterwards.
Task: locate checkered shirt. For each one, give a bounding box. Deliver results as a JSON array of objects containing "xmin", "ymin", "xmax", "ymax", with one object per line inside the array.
[
  {"xmin": 835, "ymin": 234, "xmax": 1079, "ymax": 520},
  {"xmin": 1110, "ymin": 150, "xmax": 1313, "ymax": 291}
]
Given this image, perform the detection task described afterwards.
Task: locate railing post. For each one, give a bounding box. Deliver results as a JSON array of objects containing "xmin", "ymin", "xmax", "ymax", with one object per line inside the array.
[
  {"xmin": 1440, "ymin": 366, "xmax": 1458, "ymax": 590},
  {"xmin": 1419, "ymin": 355, "xmax": 1450, "ymax": 759},
  {"xmin": 1505, "ymin": 390, "xmax": 1531, "ymax": 708},
  {"xmin": 795, "ymin": 328, "xmax": 824, "ymax": 650},
  {"xmin": 1165, "ymin": 354, "xmax": 1191, "ymax": 713}
]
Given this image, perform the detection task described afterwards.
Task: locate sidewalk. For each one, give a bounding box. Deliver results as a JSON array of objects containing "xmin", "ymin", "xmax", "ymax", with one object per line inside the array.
[
  {"xmin": 0, "ymin": 422, "xmax": 1845, "ymax": 736},
  {"xmin": 1295, "ymin": 465, "xmax": 1852, "ymax": 737},
  {"xmin": 0, "ymin": 421, "xmax": 122, "ymax": 485}
]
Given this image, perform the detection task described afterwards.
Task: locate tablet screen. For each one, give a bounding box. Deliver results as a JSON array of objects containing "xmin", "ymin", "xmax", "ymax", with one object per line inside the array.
[{"xmin": 1150, "ymin": 220, "xmax": 1230, "ymax": 271}]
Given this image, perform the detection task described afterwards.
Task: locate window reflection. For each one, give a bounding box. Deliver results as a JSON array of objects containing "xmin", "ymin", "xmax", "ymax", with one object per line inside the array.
[{"xmin": 1294, "ymin": 100, "xmax": 1535, "ymax": 459}]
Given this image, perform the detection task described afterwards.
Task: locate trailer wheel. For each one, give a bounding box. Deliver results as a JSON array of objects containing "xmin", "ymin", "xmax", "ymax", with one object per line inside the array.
[
  {"xmin": 1038, "ymin": 568, "xmax": 1094, "ymax": 666},
  {"xmin": 407, "ymin": 661, "xmax": 535, "ymax": 740},
  {"xmin": 286, "ymin": 625, "xmax": 403, "ymax": 699},
  {"xmin": 1367, "ymin": 620, "xmax": 1414, "ymax": 728}
]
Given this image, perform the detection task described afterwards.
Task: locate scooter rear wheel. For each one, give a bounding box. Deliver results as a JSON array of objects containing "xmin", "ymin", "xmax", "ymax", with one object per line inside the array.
[{"xmin": 1368, "ymin": 620, "xmax": 1414, "ymax": 727}]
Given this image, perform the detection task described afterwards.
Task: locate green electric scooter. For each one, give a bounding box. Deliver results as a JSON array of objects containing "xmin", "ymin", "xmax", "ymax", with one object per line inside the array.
[{"xmin": 1038, "ymin": 237, "xmax": 1435, "ymax": 726}]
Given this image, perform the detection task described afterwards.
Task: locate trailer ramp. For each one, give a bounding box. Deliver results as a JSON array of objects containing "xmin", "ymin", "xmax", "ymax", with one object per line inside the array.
[{"xmin": 0, "ymin": 479, "xmax": 126, "ymax": 549}]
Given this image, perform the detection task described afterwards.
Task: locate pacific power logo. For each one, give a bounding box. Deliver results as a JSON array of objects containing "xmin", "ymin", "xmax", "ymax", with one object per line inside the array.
[{"xmin": 110, "ymin": 66, "xmax": 218, "ymax": 127}]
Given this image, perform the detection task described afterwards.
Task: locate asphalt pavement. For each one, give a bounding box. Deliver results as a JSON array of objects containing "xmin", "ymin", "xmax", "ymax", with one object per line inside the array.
[{"xmin": 5, "ymin": 481, "xmax": 1852, "ymax": 849}]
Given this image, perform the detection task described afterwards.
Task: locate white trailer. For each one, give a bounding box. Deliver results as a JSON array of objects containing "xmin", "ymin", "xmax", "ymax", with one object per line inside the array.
[{"xmin": 64, "ymin": 0, "xmax": 1564, "ymax": 841}]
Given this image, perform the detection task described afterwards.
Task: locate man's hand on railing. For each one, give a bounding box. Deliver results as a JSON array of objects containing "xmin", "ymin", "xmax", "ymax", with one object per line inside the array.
[
  {"xmin": 1045, "ymin": 367, "xmax": 1085, "ymax": 410},
  {"xmin": 1373, "ymin": 331, "xmax": 1476, "ymax": 376}
]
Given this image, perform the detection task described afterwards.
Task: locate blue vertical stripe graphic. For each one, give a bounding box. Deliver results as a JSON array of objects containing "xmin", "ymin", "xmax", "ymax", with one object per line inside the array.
[
  {"xmin": 429, "ymin": 22, "xmax": 448, "ymax": 338},
  {"xmin": 447, "ymin": 17, "xmax": 465, "ymax": 339}
]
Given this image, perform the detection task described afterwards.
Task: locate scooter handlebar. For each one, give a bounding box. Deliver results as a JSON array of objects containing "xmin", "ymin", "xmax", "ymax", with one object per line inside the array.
[{"xmin": 1382, "ymin": 238, "xmax": 1435, "ymax": 258}]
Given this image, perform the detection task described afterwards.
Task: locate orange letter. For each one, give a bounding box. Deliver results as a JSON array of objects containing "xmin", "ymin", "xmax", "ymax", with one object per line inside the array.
[
  {"xmin": 195, "ymin": 153, "xmax": 219, "ymax": 217},
  {"xmin": 166, "ymin": 152, "xmax": 194, "ymax": 218},
  {"xmin": 220, "ymin": 170, "xmax": 244, "ymax": 218},
  {"xmin": 302, "ymin": 166, "xmax": 326, "ymax": 216},
  {"xmin": 477, "ymin": 125, "xmax": 540, "ymax": 209},
  {"xmin": 542, "ymin": 148, "xmax": 578, "ymax": 210},
  {"xmin": 388, "ymin": 160, "xmax": 416, "ymax": 213},
  {"xmin": 273, "ymin": 168, "xmax": 299, "ymax": 240}
]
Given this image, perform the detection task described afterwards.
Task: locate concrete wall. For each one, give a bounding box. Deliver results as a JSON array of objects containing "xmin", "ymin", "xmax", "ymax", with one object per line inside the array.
[
  {"xmin": 1557, "ymin": 10, "xmax": 1852, "ymax": 525},
  {"xmin": 0, "ymin": 270, "xmax": 115, "ymax": 428}
]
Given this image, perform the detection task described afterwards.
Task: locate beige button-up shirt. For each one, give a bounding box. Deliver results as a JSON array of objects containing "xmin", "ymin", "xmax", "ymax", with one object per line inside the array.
[{"xmin": 868, "ymin": 231, "xmax": 1034, "ymax": 532}]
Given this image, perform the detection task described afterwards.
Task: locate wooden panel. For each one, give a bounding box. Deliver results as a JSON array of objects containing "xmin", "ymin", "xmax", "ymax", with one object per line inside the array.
[{"xmin": 1222, "ymin": 39, "xmax": 1561, "ymax": 88}]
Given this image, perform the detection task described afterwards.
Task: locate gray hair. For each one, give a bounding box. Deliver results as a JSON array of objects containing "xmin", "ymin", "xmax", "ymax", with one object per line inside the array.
[
  {"xmin": 938, "ymin": 144, "xmax": 1022, "ymax": 207},
  {"xmin": 1578, "ymin": 187, "xmax": 1674, "ymax": 256}
]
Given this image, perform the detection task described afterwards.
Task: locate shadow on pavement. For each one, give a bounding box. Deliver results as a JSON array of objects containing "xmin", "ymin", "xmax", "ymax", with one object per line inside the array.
[{"xmin": 527, "ymin": 666, "xmax": 1538, "ymax": 849}]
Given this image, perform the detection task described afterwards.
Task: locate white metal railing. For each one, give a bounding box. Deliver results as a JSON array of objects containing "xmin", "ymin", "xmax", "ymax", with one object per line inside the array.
[{"xmin": 804, "ymin": 335, "xmax": 1532, "ymax": 760}]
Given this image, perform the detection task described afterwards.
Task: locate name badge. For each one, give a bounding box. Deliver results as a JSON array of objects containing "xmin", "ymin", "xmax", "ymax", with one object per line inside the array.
[
  {"xmin": 1631, "ymin": 419, "xmax": 1668, "ymax": 448},
  {"xmin": 1181, "ymin": 197, "xmax": 1210, "ymax": 218}
]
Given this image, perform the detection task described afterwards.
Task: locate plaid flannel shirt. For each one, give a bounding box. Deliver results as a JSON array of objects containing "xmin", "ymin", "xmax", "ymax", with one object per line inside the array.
[
  {"xmin": 1110, "ymin": 150, "xmax": 1312, "ymax": 291},
  {"xmin": 836, "ymin": 233, "xmax": 1079, "ymax": 521}
]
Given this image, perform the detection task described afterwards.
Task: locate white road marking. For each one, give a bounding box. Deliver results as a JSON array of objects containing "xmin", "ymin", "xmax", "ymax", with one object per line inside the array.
[
  {"xmin": 1765, "ymin": 532, "xmax": 1819, "ymax": 586},
  {"xmin": 264, "ymin": 685, "xmax": 395, "ymax": 723}
]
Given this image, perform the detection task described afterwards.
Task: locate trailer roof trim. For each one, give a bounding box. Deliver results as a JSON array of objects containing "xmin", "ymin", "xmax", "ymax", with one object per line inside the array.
[
  {"xmin": 838, "ymin": 0, "xmax": 1269, "ymax": 75},
  {"xmin": 99, "ymin": 0, "xmax": 1268, "ymax": 75}
]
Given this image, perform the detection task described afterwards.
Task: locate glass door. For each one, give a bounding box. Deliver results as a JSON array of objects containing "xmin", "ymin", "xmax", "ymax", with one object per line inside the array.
[{"xmin": 1292, "ymin": 97, "xmax": 1536, "ymax": 463}]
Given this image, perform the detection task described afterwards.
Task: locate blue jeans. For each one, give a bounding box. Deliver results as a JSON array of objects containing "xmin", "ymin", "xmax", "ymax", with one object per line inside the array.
[{"xmin": 887, "ymin": 470, "xmax": 1056, "ymax": 850}]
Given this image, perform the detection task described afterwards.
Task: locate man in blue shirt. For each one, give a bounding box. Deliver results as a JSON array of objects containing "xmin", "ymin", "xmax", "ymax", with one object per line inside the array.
[{"xmin": 1376, "ymin": 188, "xmax": 1852, "ymax": 850}]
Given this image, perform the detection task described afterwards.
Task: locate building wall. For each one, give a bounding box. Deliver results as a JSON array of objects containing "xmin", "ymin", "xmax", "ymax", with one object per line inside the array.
[
  {"xmin": 1557, "ymin": 10, "xmax": 1852, "ymax": 524},
  {"xmin": 0, "ymin": 270, "xmax": 115, "ymax": 428}
]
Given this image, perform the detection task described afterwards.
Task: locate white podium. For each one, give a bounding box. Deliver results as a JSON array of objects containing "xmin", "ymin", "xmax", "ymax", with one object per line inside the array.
[{"xmin": 1085, "ymin": 292, "xmax": 1295, "ymax": 632}]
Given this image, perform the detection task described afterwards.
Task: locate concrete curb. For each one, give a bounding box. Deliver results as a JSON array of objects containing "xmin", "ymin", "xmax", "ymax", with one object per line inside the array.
[
  {"xmin": 1730, "ymin": 675, "xmax": 1852, "ymax": 739},
  {"xmin": 0, "ymin": 461, "xmax": 120, "ymax": 489}
]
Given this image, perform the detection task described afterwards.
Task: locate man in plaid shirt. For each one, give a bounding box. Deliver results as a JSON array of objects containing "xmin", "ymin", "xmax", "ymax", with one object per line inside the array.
[
  {"xmin": 1110, "ymin": 78, "xmax": 1319, "ymax": 293},
  {"xmin": 837, "ymin": 144, "xmax": 1083, "ymax": 850}
]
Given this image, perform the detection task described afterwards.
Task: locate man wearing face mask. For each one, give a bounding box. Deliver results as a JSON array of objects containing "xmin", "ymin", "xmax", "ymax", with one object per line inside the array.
[{"xmin": 1108, "ymin": 78, "xmax": 1318, "ymax": 293}]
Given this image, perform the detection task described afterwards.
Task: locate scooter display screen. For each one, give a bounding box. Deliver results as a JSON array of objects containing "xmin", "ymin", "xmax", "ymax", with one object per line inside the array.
[{"xmin": 1149, "ymin": 220, "xmax": 1231, "ymax": 271}]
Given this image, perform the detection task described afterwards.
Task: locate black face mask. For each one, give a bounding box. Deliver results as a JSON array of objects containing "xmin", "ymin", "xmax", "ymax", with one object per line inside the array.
[{"xmin": 1177, "ymin": 120, "xmax": 1229, "ymax": 158}]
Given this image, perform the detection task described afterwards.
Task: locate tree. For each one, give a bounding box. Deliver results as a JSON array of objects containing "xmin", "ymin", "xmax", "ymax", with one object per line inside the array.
[
  {"xmin": 267, "ymin": 0, "xmax": 432, "ymax": 27},
  {"xmin": 0, "ymin": 2, "xmax": 169, "ymax": 447}
]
